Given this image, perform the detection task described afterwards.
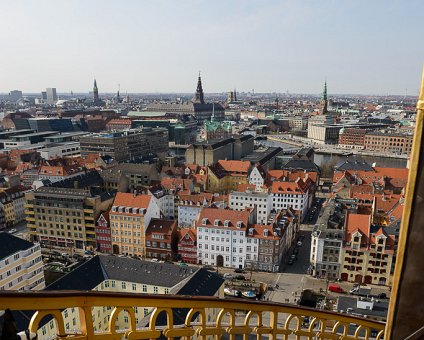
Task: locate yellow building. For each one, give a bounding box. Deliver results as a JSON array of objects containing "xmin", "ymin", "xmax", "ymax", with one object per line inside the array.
[
  {"xmin": 110, "ymin": 193, "xmax": 161, "ymax": 257},
  {"xmin": 207, "ymin": 160, "xmax": 250, "ymax": 193},
  {"xmin": 340, "ymin": 213, "xmax": 394, "ymax": 285},
  {"xmin": 35, "ymin": 255, "xmax": 224, "ymax": 339}
]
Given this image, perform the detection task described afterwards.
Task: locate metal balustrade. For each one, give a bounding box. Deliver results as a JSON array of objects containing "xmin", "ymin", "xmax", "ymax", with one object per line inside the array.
[{"xmin": 0, "ymin": 291, "xmax": 385, "ymax": 339}]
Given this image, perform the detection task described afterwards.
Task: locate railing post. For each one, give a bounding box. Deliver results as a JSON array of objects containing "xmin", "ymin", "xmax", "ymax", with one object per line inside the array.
[
  {"xmin": 79, "ymin": 306, "xmax": 95, "ymax": 339},
  {"xmin": 385, "ymin": 66, "xmax": 424, "ymax": 339}
]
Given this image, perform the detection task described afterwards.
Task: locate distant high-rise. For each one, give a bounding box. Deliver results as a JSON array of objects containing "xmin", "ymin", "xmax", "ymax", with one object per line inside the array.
[
  {"xmin": 46, "ymin": 88, "xmax": 57, "ymax": 104},
  {"xmin": 194, "ymin": 73, "xmax": 205, "ymax": 104},
  {"xmin": 41, "ymin": 91, "xmax": 47, "ymax": 101},
  {"xmin": 93, "ymin": 79, "xmax": 99, "ymax": 104},
  {"xmin": 9, "ymin": 90, "xmax": 22, "ymax": 102}
]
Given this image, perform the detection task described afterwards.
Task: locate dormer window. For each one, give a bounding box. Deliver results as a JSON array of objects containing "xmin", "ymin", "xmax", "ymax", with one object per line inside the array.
[
  {"xmin": 263, "ymin": 229, "xmax": 269, "ymax": 237},
  {"xmin": 214, "ymin": 219, "xmax": 220, "ymax": 226},
  {"xmin": 224, "ymin": 220, "xmax": 230, "ymax": 227},
  {"xmin": 248, "ymin": 229, "xmax": 253, "ymax": 236},
  {"xmin": 125, "ymin": 207, "xmax": 130, "ymax": 213},
  {"xmin": 112, "ymin": 206, "xmax": 117, "ymax": 212},
  {"xmin": 132, "ymin": 208, "xmax": 138, "ymax": 214},
  {"xmin": 236, "ymin": 221, "xmax": 242, "ymax": 228},
  {"xmin": 202, "ymin": 218, "xmax": 208, "ymax": 226}
]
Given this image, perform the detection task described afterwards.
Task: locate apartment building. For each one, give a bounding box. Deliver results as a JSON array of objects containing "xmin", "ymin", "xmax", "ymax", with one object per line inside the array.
[
  {"xmin": 196, "ymin": 208, "xmax": 255, "ymax": 269},
  {"xmin": 248, "ymin": 164, "xmax": 267, "ymax": 191},
  {"xmin": 271, "ymin": 180, "xmax": 310, "ymax": 219},
  {"xmin": 207, "ymin": 160, "xmax": 251, "ymax": 193},
  {"xmin": 0, "ymin": 233, "xmax": 45, "ymax": 291},
  {"xmin": 229, "ymin": 189, "xmax": 271, "ymax": 224},
  {"xmin": 338, "ymin": 128, "xmax": 366, "ymax": 149},
  {"xmin": 364, "ymin": 132, "xmax": 413, "ymax": 155},
  {"xmin": 95, "ymin": 212, "xmax": 112, "ymax": 254},
  {"xmin": 0, "ymin": 185, "xmax": 31, "ymax": 229},
  {"xmin": 79, "ymin": 128, "xmax": 169, "ymax": 162},
  {"xmin": 109, "ymin": 193, "xmax": 160, "ymax": 257},
  {"xmin": 340, "ymin": 212, "xmax": 395, "ymax": 285},
  {"xmin": 178, "ymin": 228, "xmax": 197, "ymax": 264},
  {"xmin": 145, "ymin": 219, "xmax": 178, "ymax": 261},
  {"xmin": 37, "ymin": 165, "xmax": 85, "ymax": 184},
  {"xmin": 25, "ymin": 187, "xmax": 115, "ymax": 251}
]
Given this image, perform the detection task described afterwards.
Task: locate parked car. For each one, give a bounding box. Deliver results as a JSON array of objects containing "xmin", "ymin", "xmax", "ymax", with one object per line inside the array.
[
  {"xmin": 378, "ymin": 292, "xmax": 387, "ymax": 299},
  {"xmin": 234, "ymin": 268, "xmax": 245, "ymax": 273},
  {"xmin": 223, "ymin": 273, "xmax": 234, "ymax": 280},
  {"xmin": 288, "ymin": 258, "xmax": 294, "ymax": 265},
  {"xmin": 234, "ymin": 274, "xmax": 247, "ymax": 281},
  {"xmin": 203, "ymin": 265, "xmax": 215, "ymax": 271},
  {"xmin": 8, "ymin": 228, "xmax": 17, "ymax": 234},
  {"xmin": 178, "ymin": 262, "xmax": 188, "ymax": 267},
  {"xmin": 328, "ymin": 284, "xmax": 344, "ymax": 293},
  {"xmin": 297, "ymin": 241, "xmax": 302, "ymax": 246}
]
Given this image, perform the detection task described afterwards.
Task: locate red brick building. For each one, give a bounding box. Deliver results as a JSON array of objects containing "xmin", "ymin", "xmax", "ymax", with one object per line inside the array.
[
  {"xmin": 338, "ymin": 128, "xmax": 366, "ymax": 149},
  {"xmin": 95, "ymin": 212, "xmax": 112, "ymax": 254},
  {"xmin": 178, "ymin": 228, "xmax": 197, "ymax": 264},
  {"xmin": 106, "ymin": 119, "xmax": 133, "ymax": 131},
  {"xmin": 145, "ymin": 219, "xmax": 178, "ymax": 261}
]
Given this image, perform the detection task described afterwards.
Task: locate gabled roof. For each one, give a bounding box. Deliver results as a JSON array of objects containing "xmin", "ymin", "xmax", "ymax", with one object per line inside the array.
[
  {"xmin": 179, "ymin": 228, "xmax": 197, "ymax": 242},
  {"xmin": 345, "ymin": 213, "xmax": 372, "ymax": 243}
]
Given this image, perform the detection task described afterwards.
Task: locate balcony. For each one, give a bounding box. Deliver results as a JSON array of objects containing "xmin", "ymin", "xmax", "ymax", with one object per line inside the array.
[{"xmin": 0, "ymin": 291, "xmax": 385, "ymax": 339}]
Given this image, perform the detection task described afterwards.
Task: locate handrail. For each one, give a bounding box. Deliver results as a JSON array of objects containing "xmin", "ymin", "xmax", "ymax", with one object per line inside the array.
[{"xmin": 0, "ymin": 291, "xmax": 385, "ymax": 340}]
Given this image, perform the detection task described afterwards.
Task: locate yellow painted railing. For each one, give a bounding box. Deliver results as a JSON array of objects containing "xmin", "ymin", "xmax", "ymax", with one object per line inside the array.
[{"xmin": 0, "ymin": 291, "xmax": 385, "ymax": 340}]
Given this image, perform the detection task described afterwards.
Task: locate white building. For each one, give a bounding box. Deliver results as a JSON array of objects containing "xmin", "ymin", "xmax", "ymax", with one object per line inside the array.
[
  {"xmin": 270, "ymin": 180, "xmax": 309, "ymax": 219},
  {"xmin": 196, "ymin": 208, "xmax": 255, "ymax": 269},
  {"xmin": 229, "ymin": 189, "xmax": 271, "ymax": 224},
  {"xmin": 37, "ymin": 165, "xmax": 85, "ymax": 184},
  {"xmin": 0, "ymin": 233, "xmax": 45, "ymax": 291},
  {"xmin": 148, "ymin": 187, "xmax": 176, "ymax": 219},
  {"xmin": 38, "ymin": 142, "xmax": 81, "ymax": 160},
  {"xmin": 310, "ymin": 228, "xmax": 343, "ymax": 279},
  {"xmin": 248, "ymin": 165, "xmax": 266, "ymax": 191}
]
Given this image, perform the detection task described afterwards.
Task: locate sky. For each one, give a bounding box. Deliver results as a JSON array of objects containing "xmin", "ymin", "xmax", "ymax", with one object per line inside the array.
[{"xmin": 0, "ymin": 0, "xmax": 423, "ymax": 95}]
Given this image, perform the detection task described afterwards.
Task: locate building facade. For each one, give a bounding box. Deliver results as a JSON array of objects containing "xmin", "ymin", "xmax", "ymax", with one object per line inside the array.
[
  {"xmin": 109, "ymin": 193, "xmax": 160, "ymax": 257},
  {"xmin": 0, "ymin": 233, "xmax": 45, "ymax": 291},
  {"xmin": 80, "ymin": 128, "xmax": 169, "ymax": 162}
]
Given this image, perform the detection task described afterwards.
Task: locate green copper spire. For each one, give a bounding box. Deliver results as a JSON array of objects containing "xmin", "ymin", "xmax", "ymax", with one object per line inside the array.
[{"xmin": 322, "ymin": 81, "xmax": 327, "ymax": 101}]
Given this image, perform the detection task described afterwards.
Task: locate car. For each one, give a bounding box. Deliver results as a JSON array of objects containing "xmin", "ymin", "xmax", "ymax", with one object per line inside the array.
[
  {"xmin": 234, "ymin": 268, "xmax": 245, "ymax": 273},
  {"xmin": 288, "ymin": 258, "xmax": 294, "ymax": 265},
  {"xmin": 223, "ymin": 273, "xmax": 234, "ymax": 279},
  {"xmin": 378, "ymin": 293, "xmax": 387, "ymax": 299},
  {"xmin": 234, "ymin": 274, "xmax": 247, "ymax": 281},
  {"xmin": 290, "ymin": 254, "xmax": 296, "ymax": 259},
  {"xmin": 203, "ymin": 265, "xmax": 215, "ymax": 271},
  {"xmin": 150, "ymin": 258, "xmax": 159, "ymax": 262},
  {"xmin": 297, "ymin": 241, "xmax": 302, "ymax": 246},
  {"xmin": 293, "ymin": 248, "xmax": 299, "ymax": 255},
  {"xmin": 61, "ymin": 253, "xmax": 69, "ymax": 258},
  {"xmin": 178, "ymin": 262, "xmax": 188, "ymax": 267},
  {"xmin": 8, "ymin": 228, "xmax": 17, "ymax": 234}
]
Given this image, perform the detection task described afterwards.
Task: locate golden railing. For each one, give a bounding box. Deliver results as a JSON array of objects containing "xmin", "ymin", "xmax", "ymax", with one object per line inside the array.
[{"xmin": 0, "ymin": 291, "xmax": 385, "ymax": 340}]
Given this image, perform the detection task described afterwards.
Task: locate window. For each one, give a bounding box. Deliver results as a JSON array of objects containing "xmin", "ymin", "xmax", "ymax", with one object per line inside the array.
[
  {"xmin": 153, "ymin": 286, "xmax": 158, "ymax": 294},
  {"xmin": 132, "ymin": 283, "xmax": 137, "ymax": 291},
  {"xmin": 142, "ymin": 285, "xmax": 147, "ymax": 292},
  {"xmin": 122, "ymin": 282, "xmax": 126, "ymax": 289}
]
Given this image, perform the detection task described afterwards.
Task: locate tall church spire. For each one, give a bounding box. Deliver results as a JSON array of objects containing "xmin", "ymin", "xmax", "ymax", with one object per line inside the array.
[
  {"xmin": 321, "ymin": 80, "xmax": 328, "ymax": 114},
  {"xmin": 194, "ymin": 72, "xmax": 205, "ymax": 104},
  {"xmin": 93, "ymin": 79, "xmax": 99, "ymax": 104}
]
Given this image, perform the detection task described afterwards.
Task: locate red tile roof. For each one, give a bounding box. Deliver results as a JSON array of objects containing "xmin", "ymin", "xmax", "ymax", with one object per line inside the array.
[
  {"xmin": 112, "ymin": 192, "xmax": 151, "ymax": 209},
  {"xmin": 196, "ymin": 207, "xmax": 251, "ymax": 230},
  {"xmin": 345, "ymin": 213, "xmax": 372, "ymax": 243},
  {"xmin": 217, "ymin": 160, "xmax": 250, "ymax": 173},
  {"xmin": 271, "ymin": 181, "xmax": 305, "ymax": 194}
]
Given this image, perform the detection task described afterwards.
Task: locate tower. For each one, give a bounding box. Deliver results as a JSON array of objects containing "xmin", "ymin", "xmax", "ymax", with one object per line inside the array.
[
  {"xmin": 93, "ymin": 79, "xmax": 99, "ymax": 104},
  {"xmin": 194, "ymin": 73, "xmax": 205, "ymax": 104},
  {"xmin": 233, "ymin": 88, "xmax": 237, "ymax": 101},
  {"xmin": 321, "ymin": 81, "xmax": 328, "ymax": 114}
]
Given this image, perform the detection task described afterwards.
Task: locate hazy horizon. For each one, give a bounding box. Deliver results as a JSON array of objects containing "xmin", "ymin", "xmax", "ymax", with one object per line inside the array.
[{"xmin": 1, "ymin": 1, "xmax": 423, "ymax": 95}]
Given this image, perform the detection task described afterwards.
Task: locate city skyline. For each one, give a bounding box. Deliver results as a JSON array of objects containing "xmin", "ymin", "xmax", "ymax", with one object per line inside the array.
[{"xmin": 1, "ymin": 0, "xmax": 423, "ymax": 95}]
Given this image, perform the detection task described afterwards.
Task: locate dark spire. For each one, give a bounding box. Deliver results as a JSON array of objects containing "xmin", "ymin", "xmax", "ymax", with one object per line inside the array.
[
  {"xmin": 321, "ymin": 80, "xmax": 328, "ymax": 114},
  {"xmin": 194, "ymin": 72, "xmax": 205, "ymax": 104},
  {"xmin": 93, "ymin": 78, "xmax": 99, "ymax": 104}
]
